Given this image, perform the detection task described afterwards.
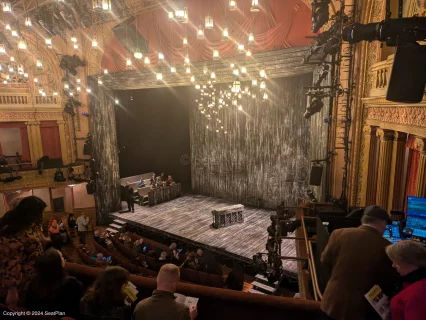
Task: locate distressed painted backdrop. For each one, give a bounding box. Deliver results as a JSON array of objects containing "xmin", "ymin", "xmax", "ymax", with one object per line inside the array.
[{"xmin": 190, "ymin": 74, "xmax": 313, "ymax": 209}]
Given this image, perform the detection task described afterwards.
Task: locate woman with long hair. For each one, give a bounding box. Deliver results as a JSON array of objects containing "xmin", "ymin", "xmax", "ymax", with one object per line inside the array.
[
  {"xmin": 80, "ymin": 266, "xmax": 130, "ymax": 319},
  {"xmin": 26, "ymin": 248, "xmax": 83, "ymax": 318},
  {"xmin": 0, "ymin": 196, "xmax": 47, "ymax": 306},
  {"xmin": 386, "ymin": 241, "xmax": 426, "ymax": 320}
]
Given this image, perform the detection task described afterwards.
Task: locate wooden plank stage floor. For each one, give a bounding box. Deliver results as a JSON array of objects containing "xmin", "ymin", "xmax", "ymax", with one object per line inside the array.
[{"xmin": 112, "ymin": 195, "xmax": 297, "ymax": 276}]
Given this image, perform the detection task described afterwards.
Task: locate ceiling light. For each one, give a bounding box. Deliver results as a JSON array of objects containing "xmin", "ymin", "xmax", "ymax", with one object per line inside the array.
[
  {"xmin": 98, "ymin": 78, "xmax": 103, "ymax": 85},
  {"xmin": 184, "ymin": 54, "xmax": 190, "ymax": 65},
  {"xmin": 246, "ymin": 48, "xmax": 252, "ymax": 57},
  {"xmin": 156, "ymin": 72, "xmax": 163, "ymax": 81},
  {"xmin": 76, "ymin": 78, "xmax": 81, "ymax": 83},
  {"xmin": 24, "ymin": 73, "xmax": 28, "ymax": 78},
  {"xmin": 183, "ymin": 36, "xmax": 188, "ymax": 46},
  {"xmin": 45, "ymin": 38, "xmax": 52, "ymax": 48},
  {"xmin": 92, "ymin": 0, "xmax": 111, "ymax": 10},
  {"xmin": 250, "ymin": 0, "xmax": 260, "ymax": 12},
  {"xmin": 101, "ymin": 0, "xmax": 111, "ymax": 10},
  {"xmin": 144, "ymin": 56, "xmax": 150, "ymax": 65},
  {"xmin": 134, "ymin": 49, "xmax": 143, "ymax": 59},
  {"xmin": 248, "ymin": 33, "xmax": 255, "ymax": 43},
  {"xmin": 232, "ymin": 80, "xmax": 241, "ymax": 93},
  {"xmin": 25, "ymin": 17, "xmax": 32, "ymax": 27},
  {"xmin": 9, "ymin": 66, "xmax": 14, "ymax": 73},
  {"xmin": 158, "ymin": 52, "xmax": 164, "ymax": 62},
  {"xmin": 233, "ymin": 68, "xmax": 239, "ymax": 76},
  {"xmin": 115, "ymin": 99, "xmax": 119, "ymax": 104},
  {"xmin": 238, "ymin": 44, "xmax": 245, "ymax": 53},
  {"xmin": 64, "ymin": 83, "xmax": 69, "ymax": 89},
  {"xmin": 263, "ymin": 92, "xmax": 268, "ymax": 100},
  {"xmin": 168, "ymin": 11, "xmax": 174, "ymax": 19},
  {"xmin": 103, "ymin": 69, "xmax": 108, "ymax": 74},
  {"xmin": 205, "ymin": 15, "xmax": 213, "ymax": 29},
  {"xmin": 190, "ymin": 75, "xmax": 195, "ymax": 83},
  {"xmin": 238, "ymin": 105, "xmax": 243, "ymax": 111},
  {"xmin": 11, "ymin": 30, "xmax": 18, "ymax": 37},
  {"xmin": 252, "ymin": 93, "xmax": 256, "ymax": 99},
  {"xmin": 252, "ymin": 79, "xmax": 258, "ymax": 86},
  {"xmin": 126, "ymin": 57, "xmax": 132, "ymax": 69},
  {"xmin": 241, "ymin": 66, "xmax": 247, "ymax": 73},
  {"xmin": 3, "ymin": 80, "xmax": 7, "ymax": 85},
  {"xmin": 69, "ymin": 92, "xmax": 73, "ymax": 96},
  {"xmin": 18, "ymin": 39, "xmax": 27, "ymax": 50},
  {"xmin": 17, "ymin": 65, "xmax": 24, "ymax": 74},
  {"xmin": 53, "ymin": 92, "xmax": 58, "ymax": 96},
  {"xmin": 5, "ymin": 24, "xmax": 11, "ymax": 30},
  {"xmin": 213, "ymin": 49, "xmax": 220, "ymax": 60},
  {"xmin": 186, "ymin": 66, "xmax": 191, "ymax": 74},
  {"xmin": 5, "ymin": 74, "xmax": 10, "ymax": 80},
  {"xmin": 170, "ymin": 65, "xmax": 176, "ymax": 73},
  {"xmin": 92, "ymin": 38, "xmax": 98, "ymax": 48},
  {"xmin": 34, "ymin": 77, "xmax": 38, "ymax": 83},
  {"xmin": 260, "ymin": 81, "xmax": 266, "ymax": 90},
  {"xmin": 260, "ymin": 69, "xmax": 266, "ymax": 78},
  {"xmin": 2, "ymin": 2, "xmax": 12, "ymax": 12},
  {"xmin": 73, "ymin": 44, "xmax": 78, "ymax": 49},
  {"xmin": 210, "ymin": 72, "xmax": 216, "ymax": 79},
  {"xmin": 229, "ymin": 0, "xmax": 237, "ymax": 11},
  {"xmin": 71, "ymin": 36, "xmax": 77, "ymax": 43},
  {"xmin": 36, "ymin": 59, "xmax": 43, "ymax": 69},
  {"xmin": 174, "ymin": 8, "xmax": 189, "ymax": 23},
  {"xmin": 195, "ymin": 84, "xmax": 200, "ymax": 89},
  {"xmin": 86, "ymin": 88, "xmax": 91, "ymax": 93},
  {"xmin": 77, "ymin": 86, "xmax": 81, "ymax": 92},
  {"xmin": 222, "ymin": 27, "xmax": 229, "ymax": 40},
  {"xmin": 197, "ymin": 26, "xmax": 205, "ymax": 39},
  {"xmin": 0, "ymin": 44, "xmax": 5, "ymax": 54}
]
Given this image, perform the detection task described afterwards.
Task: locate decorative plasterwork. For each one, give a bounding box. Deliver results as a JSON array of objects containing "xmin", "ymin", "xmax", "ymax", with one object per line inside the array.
[
  {"xmin": 367, "ymin": 106, "xmax": 426, "ymax": 128},
  {"xmin": 0, "ymin": 111, "xmax": 64, "ymax": 121}
]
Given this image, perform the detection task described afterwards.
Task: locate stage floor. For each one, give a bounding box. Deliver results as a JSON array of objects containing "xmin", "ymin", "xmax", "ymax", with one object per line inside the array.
[{"xmin": 112, "ymin": 195, "xmax": 297, "ymax": 276}]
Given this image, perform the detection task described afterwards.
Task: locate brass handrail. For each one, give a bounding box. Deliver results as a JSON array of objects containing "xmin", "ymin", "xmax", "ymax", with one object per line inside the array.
[
  {"xmin": 301, "ymin": 216, "xmax": 318, "ymax": 301},
  {"xmin": 308, "ymin": 240, "xmax": 323, "ymax": 300}
]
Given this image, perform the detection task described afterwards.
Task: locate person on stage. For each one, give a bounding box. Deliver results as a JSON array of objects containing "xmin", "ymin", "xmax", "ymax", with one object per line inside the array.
[
  {"xmin": 150, "ymin": 173, "xmax": 156, "ymax": 185},
  {"xmin": 166, "ymin": 175, "xmax": 175, "ymax": 186},
  {"xmin": 125, "ymin": 182, "xmax": 135, "ymax": 213},
  {"xmin": 138, "ymin": 177, "xmax": 146, "ymax": 188}
]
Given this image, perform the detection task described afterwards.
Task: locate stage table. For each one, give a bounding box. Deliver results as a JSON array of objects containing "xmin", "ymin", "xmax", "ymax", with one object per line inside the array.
[
  {"xmin": 212, "ymin": 204, "xmax": 244, "ymax": 229},
  {"xmin": 148, "ymin": 183, "xmax": 182, "ymax": 206}
]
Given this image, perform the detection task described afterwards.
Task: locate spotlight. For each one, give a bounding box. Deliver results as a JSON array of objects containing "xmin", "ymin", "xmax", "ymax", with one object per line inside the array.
[
  {"xmin": 311, "ymin": 0, "xmax": 330, "ymax": 33},
  {"xmin": 304, "ymin": 97, "xmax": 324, "ymax": 118}
]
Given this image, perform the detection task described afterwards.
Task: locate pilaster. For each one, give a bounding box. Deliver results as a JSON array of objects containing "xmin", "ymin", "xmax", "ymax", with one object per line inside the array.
[
  {"xmin": 376, "ymin": 129, "xmax": 394, "ymax": 210},
  {"xmin": 388, "ymin": 132, "xmax": 407, "ymax": 212},
  {"xmin": 57, "ymin": 120, "xmax": 69, "ymax": 165},
  {"xmin": 25, "ymin": 121, "xmax": 43, "ymax": 165},
  {"xmin": 360, "ymin": 125, "xmax": 378, "ymax": 206},
  {"xmin": 415, "ymin": 138, "xmax": 426, "ymax": 197}
]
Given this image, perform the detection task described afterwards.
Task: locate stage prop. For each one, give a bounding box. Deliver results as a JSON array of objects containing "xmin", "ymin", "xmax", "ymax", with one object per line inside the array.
[
  {"xmin": 148, "ymin": 183, "xmax": 182, "ymax": 206},
  {"xmin": 212, "ymin": 204, "xmax": 244, "ymax": 229}
]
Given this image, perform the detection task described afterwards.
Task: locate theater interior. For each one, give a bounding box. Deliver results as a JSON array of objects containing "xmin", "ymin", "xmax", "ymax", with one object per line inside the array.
[{"xmin": 0, "ymin": 0, "xmax": 426, "ymax": 319}]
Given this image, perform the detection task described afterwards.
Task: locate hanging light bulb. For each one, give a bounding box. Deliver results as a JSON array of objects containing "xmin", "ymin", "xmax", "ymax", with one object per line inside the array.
[
  {"xmin": 186, "ymin": 66, "xmax": 191, "ymax": 74},
  {"xmin": 5, "ymin": 24, "xmax": 11, "ymax": 30},
  {"xmin": 103, "ymin": 69, "xmax": 108, "ymax": 75},
  {"xmin": 168, "ymin": 11, "xmax": 174, "ymax": 19},
  {"xmin": 241, "ymin": 65, "xmax": 247, "ymax": 73},
  {"xmin": 238, "ymin": 44, "xmax": 245, "ymax": 53},
  {"xmin": 144, "ymin": 56, "xmax": 150, "ymax": 65},
  {"xmin": 92, "ymin": 38, "xmax": 98, "ymax": 48},
  {"xmin": 18, "ymin": 39, "xmax": 27, "ymax": 50},
  {"xmin": 170, "ymin": 65, "xmax": 176, "ymax": 73},
  {"xmin": 71, "ymin": 36, "xmax": 77, "ymax": 43},
  {"xmin": 203, "ymin": 66, "xmax": 208, "ymax": 74},
  {"xmin": 17, "ymin": 65, "xmax": 24, "ymax": 74},
  {"xmin": 250, "ymin": 0, "xmax": 260, "ymax": 12},
  {"xmin": 64, "ymin": 83, "xmax": 70, "ymax": 89},
  {"xmin": 190, "ymin": 75, "xmax": 195, "ymax": 83},
  {"xmin": 86, "ymin": 88, "xmax": 92, "ymax": 93},
  {"xmin": 9, "ymin": 66, "xmax": 14, "ymax": 73},
  {"xmin": 252, "ymin": 79, "xmax": 258, "ymax": 86},
  {"xmin": 115, "ymin": 98, "xmax": 119, "ymax": 104},
  {"xmin": 76, "ymin": 86, "xmax": 81, "ymax": 92},
  {"xmin": 197, "ymin": 25, "xmax": 204, "ymax": 40},
  {"xmin": 5, "ymin": 74, "xmax": 10, "ymax": 80},
  {"xmin": 3, "ymin": 80, "xmax": 7, "ymax": 85},
  {"xmin": 98, "ymin": 78, "xmax": 103, "ymax": 85},
  {"xmin": 248, "ymin": 33, "xmax": 255, "ymax": 44},
  {"xmin": 2, "ymin": 2, "xmax": 12, "ymax": 12},
  {"xmin": 183, "ymin": 36, "xmax": 188, "ymax": 46},
  {"xmin": 260, "ymin": 69, "xmax": 267, "ymax": 78},
  {"xmin": 25, "ymin": 17, "xmax": 32, "ymax": 27},
  {"xmin": 210, "ymin": 72, "xmax": 216, "ymax": 80},
  {"xmin": 222, "ymin": 27, "xmax": 229, "ymax": 41},
  {"xmin": 101, "ymin": 0, "xmax": 111, "ymax": 10},
  {"xmin": 0, "ymin": 44, "xmax": 5, "ymax": 54},
  {"xmin": 238, "ymin": 105, "xmax": 243, "ymax": 111},
  {"xmin": 156, "ymin": 72, "xmax": 163, "ymax": 81},
  {"xmin": 252, "ymin": 93, "xmax": 257, "ymax": 99},
  {"xmin": 213, "ymin": 49, "xmax": 220, "ymax": 60},
  {"xmin": 184, "ymin": 54, "xmax": 190, "ymax": 65},
  {"xmin": 195, "ymin": 84, "xmax": 201, "ymax": 89},
  {"xmin": 174, "ymin": 8, "xmax": 189, "ymax": 23},
  {"xmin": 45, "ymin": 37, "xmax": 52, "ymax": 48},
  {"xmin": 34, "ymin": 77, "xmax": 38, "ymax": 83},
  {"xmin": 24, "ymin": 73, "xmax": 29, "ymax": 78},
  {"xmin": 246, "ymin": 48, "xmax": 252, "ymax": 57},
  {"xmin": 36, "ymin": 58, "xmax": 43, "ymax": 70},
  {"xmin": 126, "ymin": 56, "xmax": 132, "ymax": 69},
  {"xmin": 73, "ymin": 44, "xmax": 78, "ymax": 49},
  {"xmin": 11, "ymin": 30, "xmax": 18, "ymax": 37},
  {"xmin": 232, "ymin": 80, "xmax": 241, "ymax": 93},
  {"xmin": 158, "ymin": 52, "xmax": 164, "ymax": 62},
  {"xmin": 76, "ymin": 78, "xmax": 81, "ymax": 84},
  {"xmin": 260, "ymin": 80, "xmax": 266, "ymax": 90},
  {"xmin": 233, "ymin": 68, "xmax": 239, "ymax": 76},
  {"xmin": 53, "ymin": 92, "xmax": 58, "ymax": 96},
  {"xmin": 263, "ymin": 92, "xmax": 268, "ymax": 100},
  {"xmin": 229, "ymin": 0, "xmax": 237, "ymax": 11},
  {"xmin": 205, "ymin": 15, "xmax": 213, "ymax": 29},
  {"xmin": 134, "ymin": 49, "xmax": 143, "ymax": 59}
]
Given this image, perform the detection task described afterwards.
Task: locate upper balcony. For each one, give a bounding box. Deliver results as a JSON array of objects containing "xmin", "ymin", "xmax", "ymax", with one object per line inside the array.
[{"xmin": 0, "ymin": 87, "xmax": 62, "ymax": 110}]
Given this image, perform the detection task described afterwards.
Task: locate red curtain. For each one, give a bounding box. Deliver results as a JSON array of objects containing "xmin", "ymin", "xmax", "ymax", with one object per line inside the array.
[
  {"xmin": 404, "ymin": 135, "xmax": 420, "ymax": 211},
  {"xmin": 40, "ymin": 121, "xmax": 62, "ymax": 159},
  {"xmin": 101, "ymin": 0, "xmax": 314, "ymax": 73}
]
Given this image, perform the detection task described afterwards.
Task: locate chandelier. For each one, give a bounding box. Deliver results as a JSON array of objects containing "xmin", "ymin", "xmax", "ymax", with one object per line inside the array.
[
  {"xmin": 174, "ymin": 8, "xmax": 189, "ymax": 23},
  {"xmin": 2, "ymin": 2, "xmax": 12, "ymax": 13},
  {"xmin": 205, "ymin": 15, "xmax": 213, "ymax": 29},
  {"xmin": 250, "ymin": 0, "xmax": 260, "ymax": 12}
]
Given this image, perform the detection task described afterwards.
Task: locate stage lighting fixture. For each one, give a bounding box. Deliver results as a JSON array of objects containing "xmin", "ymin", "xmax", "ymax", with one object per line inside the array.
[
  {"xmin": 311, "ymin": 0, "xmax": 330, "ymax": 33},
  {"xmin": 304, "ymin": 97, "xmax": 324, "ymax": 118}
]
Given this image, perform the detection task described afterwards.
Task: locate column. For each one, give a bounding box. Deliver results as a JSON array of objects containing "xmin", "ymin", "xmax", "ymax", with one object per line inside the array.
[
  {"xmin": 415, "ymin": 138, "xmax": 426, "ymax": 197},
  {"xmin": 376, "ymin": 129, "xmax": 394, "ymax": 210},
  {"xmin": 360, "ymin": 126, "xmax": 378, "ymax": 206},
  {"xmin": 88, "ymin": 77, "xmax": 121, "ymax": 225},
  {"xmin": 387, "ymin": 131, "xmax": 408, "ymax": 212},
  {"xmin": 57, "ymin": 120, "xmax": 69, "ymax": 165},
  {"xmin": 25, "ymin": 121, "xmax": 43, "ymax": 166}
]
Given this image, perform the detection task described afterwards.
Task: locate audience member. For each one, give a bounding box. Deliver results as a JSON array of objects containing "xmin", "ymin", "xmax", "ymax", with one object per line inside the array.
[
  {"xmin": 386, "ymin": 240, "xmax": 426, "ymax": 320},
  {"xmin": 67, "ymin": 213, "xmax": 76, "ymax": 229},
  {"xmin": 76, "ymin": 213, "xmax": 90, "ymax": 245},
  {"xmin": 203, "ymin": 253, "xmax": 223, "ymax": 276},
  {"xmin": 159, "ymin": 251, "xmax": 168, "ymax": 261},
  {"xmin": 0, "ymin": 196, "xmax": 47, "ymax": 306},
  {"xmin": 181, "ymin": 252, "xmax": 201, "ymax": 270},
  {"xmin": 125, "ymin": 182, "xmax": 135, "ymax": 213},
  {"xmin": 225, "ymin": 264, "xmax": 244, "ymax": 291},
  {"xmin": 26, "ymin": 248, "xmax": 83, "ymax": 319},
  {"xmin": 57, "ymin": 218, "xmax": 68, "ymax": 244},
  {"xmin": 320, "ymin": 206, "xmax": 398, "ymax": 320},
  {"xmin": 133, "ymin": 264, "xmax": 198, "ymax": 320},
  {"xmin": 133, "ymin": 239, "xmax": 143, "ymax": 254},
  {"xmin": 150, "ymin": 174, "xmax": 156, "ymax": 185},
  {"xmin": 80, "ymin": 266, "xmax": 130, "ymax": 320},
  {"xmin": 49, "ymin": 220, "xmax": 62, "ymax": 250}
]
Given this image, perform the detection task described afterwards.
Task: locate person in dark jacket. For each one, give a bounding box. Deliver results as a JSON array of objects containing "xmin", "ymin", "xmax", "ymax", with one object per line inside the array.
[
  {"xmin": 386, "ymin": 240, "xmax": 426, "ymax": 320},
  {"xmin": 225, "ymin": 264, "xmax": 244, "ymax": 291},
  {"xmin": 125, "ymin": 182, "xmax": 135, "ymax": 213},
  {"xmin": 26, "ymin": 248, "xmax": 83, "ymax": 319}
]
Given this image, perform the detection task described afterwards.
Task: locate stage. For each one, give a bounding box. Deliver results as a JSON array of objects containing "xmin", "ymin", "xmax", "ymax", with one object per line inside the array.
[{"xmin": 111, "ymin": 194, "xmax": 298, "ymax": 277}]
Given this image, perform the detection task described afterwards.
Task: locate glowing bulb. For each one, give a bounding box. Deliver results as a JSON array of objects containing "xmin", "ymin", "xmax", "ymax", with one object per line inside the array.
[
  {"xmin": 197, "ymin": 26, "xmax": 204, "ymax": 39},
  {"xmin": 69, "ymin": 92, "xmax": 74, "ymax": 97},
  {"xmin": 210, "ymin": 72, "xmax": 216, "ymax": 79},
  {"xmin": 251, "ymin": 0, "xmax": 260, "ymax": 12},
  {"xmin": 5, "ymin": 24, "xmax": 11, "ymax": 30},
  {"xmin": 263, "ymin": 92, "xmax": 268, "ymax": 100},
  {"xmin": 77, "ymin": 86, "xmax": 81, "ymax": 92},
  {"xmin": 34, "ymin": 77, "xmax": 38, "ymax": 83},
  {"xmin": 64, "ymin": 83, "xmax": 69, "ymax": 89},
  {"xmin": 205, "ymin": 15, "xmax": 213, "ymax": 29},
  {"xmin": 238, "ymin": 44, "xmax": 245, "ymax": 53},
  {"xmin": 126, "ymin": 57, "xmax": 132, "ymax": 68},
  {"xmin": 238, "ymin": 105, "xmax": 243, "ymax": 111},
  {"xmin": 11, "ymin": 30, "xmax": 18, "ymax": 37},
  {"xmin": 233, "ymin": 68, "xmax": 239, "ymax": 76},
  {"xmin": 18, "ymin": 39, "xmax": 27, "ymax": 50},
  {"xmin": 170, "ymin": 66, "xmax": 176, "ymax": 73},
  {"xmin": 0, "ymin": 44, "xmax": 5, "ymax": 54},
  {"xmin": 168, "ymin": 11, "xmax": 174, "ymax": 19},
  {"xmin": 248, "ymin": 33, "xmax": 255, "ymax": 43},
  {"xmin": 17, "ymin": 65, "xmax": 24, "ymax": 74},
  {"xmin": 24, "ymin": 73, "xmax": 28, "ymax": 78},
  {"xmin": 213, "ymin": 49, "xmax": 219, "ymax": 60},
  {"xmin": 241, "ymin": 66, "xmax": 247, "ymax": 73},
  {"xmin": 156, "ymin": 72, "xmax": 163, "ymax": 81},
  {"xmin": 260, "ymin": 81, "xmax": 266, "ymax": 90},
  {"xmin": 186, "ymin": 66, "xmax": 191, "ymax": 74},
  {"xmin": 98, "ymin": 78, "xmax": 103, "ymax": 85},
  {"xmin": 53, "ymin": 92, "xmax": 58, "ymax": 96},
  {"xmin": 3, "ymin": 80, "xmax": 7, "ymax": 85},
  {"xmin": 103, "ymin": 69, "xmax": 108, "ymax": 75},
  {"xmin": 25, "ymin": 17, "xmax": 32, "ymax": 27},
  {"xmin": 115, "ymin": 99, "xmax": 119, "ymax": 104},
  {"xmin": 45, "ymin": 38, "xmax": 52, "ymax": 46},
  {"xmin": 252, "ymin": 79, "xmax": 258, "ymax": 86},
  {"xmin": 229, "ymin": 0, "xmax": 237, "ymax": 11},
  {"xmin": 183, "ymin": 36, "xmax": 188, "ymax": 46},
  {"xmin": 92, "ymin": 38, "xmax": 98, "ymax": 48},
  {"xmin": 134, "ymin": 50, "xmax": 143, "ymax": 59},
  {"xmin": 86, "ymin": 88, "xmax": 92, "ymax": 93},
  {"xmin": 39, "ymin": 88, "xmax": 43, "ymax": 94},
  {"xmin": 144, "ymin": 56, "xmax": 150, "ymax": 65},
  {"xmin": 71, "ymin": 36, "xmax": 77, "ymax": 43},
  {"xmin": 36, "ymin": 59, "xmax": 43, "ymax": 69},
  {"xmin": 260, "ymin": 69, "xmax": 266, "ymax": 78},
  {"xmin": 184, "ymin": 54, "xmax": 190, "ymax": 65},
  {"xmin": 190, "ymin": 76, "xmax": 195, "ymax": 83},
  {"xmin": 158, "ymin": 52, "xmax": 164, "ymax": 61},
  {"xmin": 230, "ymin": 63, "xmax": 235, "ymax": 68},
  {"xmin": 195, "ymin": 84, "xmax": 200, "ymax": 89},
  {"xmin": 73, "ymin": 44, "xmax": 78, "ymax": 49},
  {"xmin": 222, "ymin": 27, "xmax": 229, "ymax": 40},
  {"xmin": 246, "ymin": 48, "xmax": 252, "ymax": 57},
  {"xmin": 76, "ymin": 78, "xmax": 81, "ymax": 83}
]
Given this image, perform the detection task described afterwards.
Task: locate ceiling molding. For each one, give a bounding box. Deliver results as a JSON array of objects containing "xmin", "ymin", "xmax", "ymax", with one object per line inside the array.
[{"xmin": 99, "ymin": 46, "xmax": 315, "ymax": 90}]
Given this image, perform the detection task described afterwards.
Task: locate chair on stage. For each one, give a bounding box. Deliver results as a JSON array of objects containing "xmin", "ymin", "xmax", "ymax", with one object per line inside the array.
[{"xmin": 137, "ymin": 187, "xmax": 150, "ymax": 206}]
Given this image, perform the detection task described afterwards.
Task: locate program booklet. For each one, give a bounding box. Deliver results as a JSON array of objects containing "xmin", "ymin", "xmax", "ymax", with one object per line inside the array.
[
  {"xmin": 365, "ymin": 285, "xmax": 390, "ymax": 320},
  {"xmin": 174, "ymin": 293, "xmax": 199, "ymax": 309},
  {"xmin": 123, "ymin": 281, "xmax": 139, "ymax": 306}
]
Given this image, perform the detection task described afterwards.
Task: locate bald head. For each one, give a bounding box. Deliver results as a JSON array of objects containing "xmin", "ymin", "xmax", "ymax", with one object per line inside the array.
[{"xmin": 157, "ymin": 264, "xmax": 180, "ymax": 293}]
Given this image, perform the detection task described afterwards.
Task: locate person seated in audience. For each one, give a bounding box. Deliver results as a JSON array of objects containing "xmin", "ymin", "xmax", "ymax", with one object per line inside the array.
[
  {"xmin": 166, "ymin": 175, "xmax": 175, "ymax": 186},
  {"xmin": 138, "ymin": 177, "xmax": 146, "ymax": 188},
  {"xmin": 150, "ymin": 173, "xmax": 156, "ymax": 185},
  {"xmin": 167, "ymin": 243, "xmax": 180, "ymax": 260},
  {"xmin": 159, "ymin": 251, "xmax": 168, "ymax": 262},
  {"xmin": 106, "ymin": 239, "xmax": 115, "ymax": 252},
  {"xmin": 98, "ymin": 232, "xmax": 107, "ymax": 248},
  {"xmin": 67, "ymin": 213, "xmax": 76, "ymax": 229},
  {"xmin": 133, "ymin": 239, "xmax": 143, "ymax": 254},
  {"xmin": 26, "ymin": 248, "xmax": 83, "ymax": 319},
  {"xmin": 49, "ymin": 220, "xmax": 62, "ymax": 250},
  {"xmin": 57, "ymin": 218, "xmax": 68, "ymax": 244},
  {"xmin": 80, "ymin": 266, "xmax": 130, "ymax": 319},
  {"xmin": 118, "ymin": 232, "xmax": 126, "ymax": 244},
  {"xmin": 94, "ymin": 229, "xmax": 100, "ymax": 242},
  {"xmin": 386, "ymin": 240, "xmax": 426, "ymax": 320},
  {"xmin": 225, "ymin": 264, "xmax": 244, "ymax": 291},
  {"xmin": 203, "ymin": 252, "xmax": 223, "ymax": 276},
  {"xmin": 133, "ymin": 264, "xmax": 198, "ymax": 320},
  {"xmin": 181, "ymin": 252, "xmax": 201, "ymax": 270},
  {"xmin": 124, "ymin": 235, "xmax": 133, "ymax": 249}
]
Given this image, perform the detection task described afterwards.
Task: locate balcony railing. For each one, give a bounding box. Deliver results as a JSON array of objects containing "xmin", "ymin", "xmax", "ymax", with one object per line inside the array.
[
  {"xmin": 0, "ymin": 92, "xmax": 61, "ymax": 107},
  {"xmin": 0, "ymin": 94, "xmax": 30, "ymax": 105}
]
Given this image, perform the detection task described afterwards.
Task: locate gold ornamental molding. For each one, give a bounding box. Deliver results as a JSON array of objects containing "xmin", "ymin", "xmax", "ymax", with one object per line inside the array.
[
  {"xmin": 367, "ymin": 106, "xmax": 426, "ymax": 128},
  {"xmin": 0, "ymin": 110, "xmax": 64, "ymax": 122}
]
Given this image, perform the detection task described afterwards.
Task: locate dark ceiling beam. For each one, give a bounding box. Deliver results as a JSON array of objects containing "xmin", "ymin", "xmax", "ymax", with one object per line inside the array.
[{"xmin": 100, "ymin": 46, "xmax": 315, "ymax": 90}]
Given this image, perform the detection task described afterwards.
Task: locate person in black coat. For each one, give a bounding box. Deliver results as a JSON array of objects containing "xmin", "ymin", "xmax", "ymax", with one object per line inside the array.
[
  {"xmin": 26, "ymin": 248, "xmax": 84, "ymax": 319},
  {"xmin": 125, "ymin": 182, "xmax": 135, "ymax": 213}
]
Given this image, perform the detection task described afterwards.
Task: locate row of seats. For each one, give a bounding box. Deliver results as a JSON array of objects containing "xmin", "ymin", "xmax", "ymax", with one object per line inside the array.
[{"xmin": 74, "ymin": 244, "xmax": 98, "ymax": 267}]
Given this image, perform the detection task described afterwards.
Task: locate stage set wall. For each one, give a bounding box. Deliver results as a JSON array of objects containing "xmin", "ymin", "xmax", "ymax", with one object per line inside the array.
[
  {"xmin": 116, "ymin": 87, "xmax": 192, "ymax": 192},
  {"xmin": 190, "ymin": 74, "xmax": 313, "ymax": 209}
]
